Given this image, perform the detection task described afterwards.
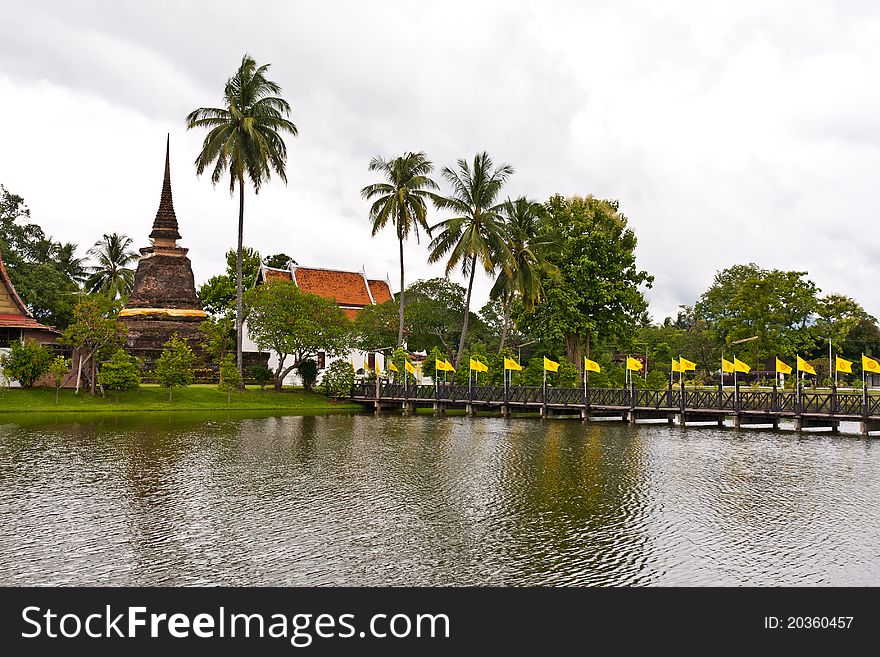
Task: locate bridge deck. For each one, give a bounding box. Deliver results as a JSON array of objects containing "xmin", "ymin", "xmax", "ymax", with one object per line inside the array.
[{"xmin": 349, "ymin": 383, "xmax": 880, "ymax": 433}]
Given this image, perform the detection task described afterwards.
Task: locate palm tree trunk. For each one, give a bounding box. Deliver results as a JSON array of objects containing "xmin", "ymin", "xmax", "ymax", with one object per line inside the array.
[
  {"xmin": 498, "ymin": 293, "xmax": 511, "ymax": 353},
  {"xmin": 397, "ymin": 235, "xmax": 405, "ymax": 347},
  {"xmin": 454, "ymin": 255, "xmax": 477, "ymax": 369},
  {"xmin": 235, "ymin": 177, "xmax": 245, "ymax": 389}
]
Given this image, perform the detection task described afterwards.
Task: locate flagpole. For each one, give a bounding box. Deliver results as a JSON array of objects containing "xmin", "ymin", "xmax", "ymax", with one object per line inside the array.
[
  {"xmin": 828, "ymin": 337, "xmax": 833, "ymax": 391},
  {"xmin": 796, "ymin": 354, "xmax": 800, "ymax": 410}
]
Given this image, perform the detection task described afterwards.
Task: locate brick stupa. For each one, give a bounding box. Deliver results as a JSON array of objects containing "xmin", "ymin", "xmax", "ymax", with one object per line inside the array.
[{"xmin": 119, "ymin": 137, "xmax": 207, "ymax": 357}]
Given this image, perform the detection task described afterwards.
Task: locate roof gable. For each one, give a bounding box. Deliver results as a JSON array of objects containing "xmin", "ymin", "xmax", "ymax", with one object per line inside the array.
[
  {"xmin": 367, "ymin": 279, "xmax": 393, "ymax": 304},
  {"xmin": 0, "ymin": 251, "xmax": 31, "ymax": 317}
]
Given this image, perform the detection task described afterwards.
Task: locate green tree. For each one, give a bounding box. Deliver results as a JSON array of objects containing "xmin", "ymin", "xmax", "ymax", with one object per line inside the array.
[
  {"xmin": 200, "ymin": 315, "xmax": 235, "ymax": 364},
  {"xmin": 0, "ymin": 339, "xmax": 51, "ymax": 388},
  {"xmin": 84, "ymin": 233, "xmax": 138, "ymax": 300},
  {"xmin": 263, "ymin": 253, "xmax": 295, "ymax": 269},
  {"xmin": 98, "ymin": 350, "xmax": 141, "ymax": 401},
  {"xmin": 694, "ymin": 263, "xmax": 819, "ymax": 360},
  {"xmin": 322, "ymin": 359, "xmax": 355, "ymax": 398},
  {"xmin": 491, "ymin": 197, "xmax": 555, "ymax": 352},
  {"xmin": 429, "ymin": 152, "xmax": 514, "ymax": 368},
  {"xmin": 361, "ymin": 151, "xmax": 438, "ymax": 347},
  {"xmin": 402, "ymin": 278, "xmax": 468, "ymax": 358},
  {"xmin": 295, "ymin": 358, "xmax": 319, "ymax": 391},
  {"xmin": 59, "ymin": 297, "xmax": 127, "ymax": 394},
  {"xmin": 249, "ymin": 364, "xmax": 273, "ymax": 389},
  {"xmin": 197, "ymin": 247, "xmax": 263, "ymax": 317},
  {"xmin": 48, "ymin": 355, "xmax": 70, "ymax": 403},
  {"xmin": 353, "ymin": 299, "xmax": 400, "ymax": 352},
  {"xmin": 218, "ymin": 353, "xmax": 240, "ymax": 402},
  {"xmin": 155, "ymin": 333, "xmax": 195, "ymax": 400},
  {"xmin": 245, "ymin": 280, "xmax": 351, "ymax": 390},
  {"xmin": 56, "ymin": 243, "xmax": 87, "ymax": 284},
  {"xmin": 518, "ymin": 195, "xmax": 653, "ymax": 371},
  {"xmin": 187, "ymin": 53, "xmax": 298, "ymax": 381}
]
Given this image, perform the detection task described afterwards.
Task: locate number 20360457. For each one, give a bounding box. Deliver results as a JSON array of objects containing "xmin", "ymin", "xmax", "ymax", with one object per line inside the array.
[{"xmin": 764, "ymin": 617, "xmax": 853, "ymax": 629}]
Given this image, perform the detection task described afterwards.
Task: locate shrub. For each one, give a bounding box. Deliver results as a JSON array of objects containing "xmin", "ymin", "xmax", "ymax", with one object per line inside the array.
[
  {"xmin": 0, "ymin": 339, "xmax": 52, "ymax": 388},
  {"xmin": 154, "ymin": 333, "xmax": 195, "ymax": 400},
  {"xmin": 322, "ymin": 359, "xmax": 355, "ymax": 398},
  {"xmin": 219, "ymin": 354, "xmax": 241, "ymax": 402},
  {"xmin": 249, "ymin": 364, "xmax": 272, "ymax": 390},
  {"xmin": 296, "ymin": 358, "xmax": 319, "ymax": 391},
  {"xmin": 98, "ymin": 350, "xmax": 141, "ymax": 401}
]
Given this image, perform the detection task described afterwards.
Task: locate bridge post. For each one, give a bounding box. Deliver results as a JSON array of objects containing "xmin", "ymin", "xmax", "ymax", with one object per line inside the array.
[{"xmin": 465, "ymin": 402, "xmax": 475, "ymax": 417}]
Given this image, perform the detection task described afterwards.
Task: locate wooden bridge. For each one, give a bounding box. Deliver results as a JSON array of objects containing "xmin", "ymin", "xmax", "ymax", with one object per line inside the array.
[{"xmin": 349, "ymin": 383, "xmax": 880, "ymax": 435}]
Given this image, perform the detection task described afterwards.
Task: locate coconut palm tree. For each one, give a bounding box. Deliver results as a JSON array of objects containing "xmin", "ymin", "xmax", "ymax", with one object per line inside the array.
[
  {"xmin": 361, "ymin": 152, "xmax": 438, "ymax": 347},
  {"xmin": 186, "ymin": 53, "xmax": 298, "ymax": 379},
  {"xmin": 428, "ymin": 152, "xmax": 514, "ymax": 368},
  {"xmin": 56, "ymin": 242, "xmax": 87, "ymax": 284},
  {"xmin": 490, "ymin": 197, "xmax": 556, "ymax": 352},
  {"xmin": 85, "ymin": 233, "xmax": 138, "ymax": 300}
]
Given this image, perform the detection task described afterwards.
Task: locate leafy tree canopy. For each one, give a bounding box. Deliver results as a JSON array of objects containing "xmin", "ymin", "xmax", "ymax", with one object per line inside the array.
[
  {"xmin": 198, "ymin": 247, "xmax": 262, "ymax": 316},
  {"xmin": 245, "ymin": 280, "xmax": 352, "ymax": 390}
]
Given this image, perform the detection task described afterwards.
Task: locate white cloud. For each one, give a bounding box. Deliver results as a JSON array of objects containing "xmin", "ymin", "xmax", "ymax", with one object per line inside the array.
[{"xmin": 2, "ymin": 0, "xmax": 880, "ymax": 323}]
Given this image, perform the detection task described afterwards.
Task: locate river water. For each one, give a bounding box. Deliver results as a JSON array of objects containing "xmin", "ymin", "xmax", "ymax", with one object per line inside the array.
[{"xmin": 0, "ymin": 412, "xmax": 877, "ymax": 586}]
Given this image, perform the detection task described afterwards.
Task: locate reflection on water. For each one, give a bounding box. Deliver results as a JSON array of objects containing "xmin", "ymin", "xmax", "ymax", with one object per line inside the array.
[{"xmin": 0, "ymin": 412, "xmax": 878, "ymax": 586}]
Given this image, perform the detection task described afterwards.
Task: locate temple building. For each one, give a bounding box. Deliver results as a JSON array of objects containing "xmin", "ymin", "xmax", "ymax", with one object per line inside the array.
[
  {"xmin": 119, "ymin": 137, "xmax": 207, "ymax": 362},
  {"xmin": 244, "ymin": 263, "xmax": 394, "ymax": 385},
  {"xmin": 0, "ymin": 251, "xmax": 60, "ymax": 349}
]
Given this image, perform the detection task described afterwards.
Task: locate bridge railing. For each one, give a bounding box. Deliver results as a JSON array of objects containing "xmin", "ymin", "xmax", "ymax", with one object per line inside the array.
[{"xmin": 349, "ymin": 383, "xmax": 879, "ymax": 417}]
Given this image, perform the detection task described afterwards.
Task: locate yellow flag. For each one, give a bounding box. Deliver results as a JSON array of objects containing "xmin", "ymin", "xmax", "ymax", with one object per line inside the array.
[
  {"xmin": 388, "ymin": 361, "xmax": 398, "ymax": 372},
  {"xmin": 435, "ymin": 358, "xmax": 446, "ymax": 372},
  {"xmin": 363, "ymin": 361, "xmax": 371, "ymax": 372},
  {"xmin": 721, "ymin": 358, "xmax": 735, "ymax": 373},
  {"xmin": 374, "ymin": 361, "xmax": 381, "ymax": 375},
  {"xmin": 797, "ymin": 356, "xmax": 816, "ymax": 376},
  {"xmin": 733, "ymin": 357, "xmax": 751, "ymax": 373},
  {"xmin": 626, "ymin": 356, "xmax": 642, "ymax": 371},
  {"xmin": 504, "ymin": 357, "xmax": 523, "ymax": 371},
  {"xmin": 584, "ymin": 358, "xmax": 601, "ymax": 373},
  {"xmin": 863, "ymin": 354, "xmax": 880, "ymax": 374},
  {"xmin": 444, "ymin": 359, "xmax": 455, "ymax": 373},
  {"xmin": 680, "ymin": 357, "xmax": 697, "ymax": 371},
  {"xmin": 835, "ymin": 357, "xmax": 853, "ymax": 374},
  {"xmin": 671, "ymin": 359, "xmax": 683, "ymax": 373},
  {"xmin": 543, "ymin": 357, "xmax": 560, "ymax": 372},
  {"xmin": 404, "ymin": 360, "xmax": 415, "ymax": 375},
  {"xmin": 775, "ymin": 358, "xmax": 792, "ymax": 375},
  {"xmin": 469, "ymin": 358, "xmax": 485, "ymax": 372}
]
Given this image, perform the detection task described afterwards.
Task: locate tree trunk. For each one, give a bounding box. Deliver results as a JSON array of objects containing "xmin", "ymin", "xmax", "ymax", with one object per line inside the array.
[
  {"xmin": 454, "ymin": 255, "xmax": 478, "ymax": 369},
  {"xmin": 169, "ymin": 387, "xmax": 173, "ymax": 401},
  {"xmin": 235, "ymin": 176, "xmax": 245, "ymax": 389},
  {"xmin": 498, "ymin": 294, "xmax": 512, "ymax": 353},
  {"xmin": 75, "ymin": 354, "xmax": 83, "ymax": 395},
  {"xmin": 584, "ymin": 333, "xmax": 591, "ymax": 383},
  {"xmin": 565, "ymin": 333, "xmax": 582, "ymax": 374},
  {"xmin": 397, "ymin": 235, "xmax": 405, "ymax": 347},
  {"xmin": 90, "ymin": 354, "xmax": 96, "ymax": 396}
]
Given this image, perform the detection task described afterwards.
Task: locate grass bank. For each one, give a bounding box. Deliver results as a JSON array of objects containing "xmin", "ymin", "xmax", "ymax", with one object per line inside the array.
[{"xmin": 0, "ymin": 384, "xmax": 362, "ymax": 414}]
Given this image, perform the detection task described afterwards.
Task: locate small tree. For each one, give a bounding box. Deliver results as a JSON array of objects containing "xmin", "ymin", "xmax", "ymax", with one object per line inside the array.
[
  {"xmin": 249, "ymin": 364, "xmax": 272, "ymax": 390},
  {"xmin": 0, "ymin": 339, "xmax": 52, "ymax": 388},
  {"xmin": 48, "ymin": 355, "xmax": 70, "ymax": 403},
  {"xmin": 296, "ymin": 358, "xmax": 319, "ymax": 391},
  {"xmin": 98, "ymin": 350, "xmax": 141, "ymax": 401},
  {"xmin": 154, "ymin": 334, "xmax": 195, "ymax": 400},
  {"xmin": 218, "ymin": 353, "xmax": 240, "ymax": 402},
  {"xmin": 322, "ymin": 360, "xmax": 355, "ymax": 398},
  {"xmin": 59, "ymin": 296, "xmax": 126, "ymax": 394}
]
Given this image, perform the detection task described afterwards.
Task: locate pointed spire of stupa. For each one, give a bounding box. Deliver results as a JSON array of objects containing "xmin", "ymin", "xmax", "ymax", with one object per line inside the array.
[{"xmin": 149, "ymin": 134, "xmax": 182, "ymax": 242}]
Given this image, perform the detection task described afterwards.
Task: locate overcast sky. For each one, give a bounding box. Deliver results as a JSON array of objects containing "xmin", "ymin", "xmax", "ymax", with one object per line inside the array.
[{"xmin": 2, "ymin": 0, "xmax": 880, "ymax": 321}]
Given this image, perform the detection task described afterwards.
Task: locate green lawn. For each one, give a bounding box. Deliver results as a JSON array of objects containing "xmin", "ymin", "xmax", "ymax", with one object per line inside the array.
[{"xmin": 0, "ymin": 384, "xmax": 362, "ymax": 414}]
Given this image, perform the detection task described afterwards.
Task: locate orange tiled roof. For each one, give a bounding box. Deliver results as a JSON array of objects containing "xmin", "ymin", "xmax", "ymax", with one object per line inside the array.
[
  {"xmin": 294, "ymin": 267, "xmax": 373, "ymax": 307},
  {"xmin": 263, "ymin": 268, "xmax": 293, "ymax": 282},
  {"xmin": 367, "ymin": 279, "xmax": 393, "ymax": 304},
  {"xmin": 0, "ymin": 313, "xmax": 58, "ymax": 332}
]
